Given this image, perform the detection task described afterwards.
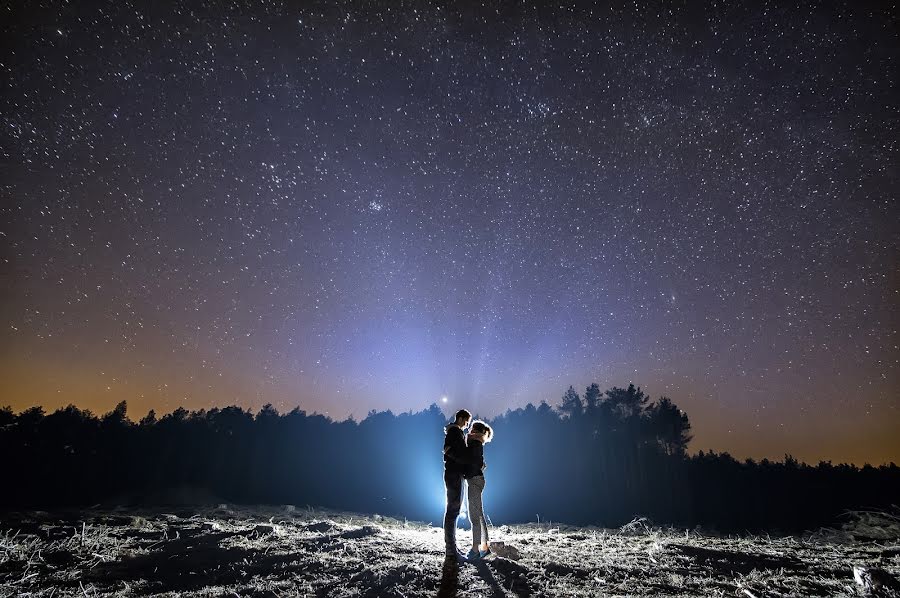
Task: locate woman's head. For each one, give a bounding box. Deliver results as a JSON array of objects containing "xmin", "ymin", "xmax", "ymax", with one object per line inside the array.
[{"xmin": 470, "ymin": 420, "xmax": 494, "ymax": 443}]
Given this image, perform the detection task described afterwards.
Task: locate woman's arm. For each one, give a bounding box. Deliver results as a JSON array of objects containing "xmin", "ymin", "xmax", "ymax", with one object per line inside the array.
[{"xmin": 467, "ymin": 437, "xmax": 485, "ymax": 469}]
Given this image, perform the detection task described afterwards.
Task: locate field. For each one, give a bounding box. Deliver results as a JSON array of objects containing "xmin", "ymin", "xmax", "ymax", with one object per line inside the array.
[{"xmin": 1, "ymin": 505, "xmax": 898, "ymax": 597}]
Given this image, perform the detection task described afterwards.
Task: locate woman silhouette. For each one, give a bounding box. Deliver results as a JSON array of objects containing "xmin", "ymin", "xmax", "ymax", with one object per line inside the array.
[{"xmin": 464, "ymin": 420, "xmax": 494, "ymax": 560}]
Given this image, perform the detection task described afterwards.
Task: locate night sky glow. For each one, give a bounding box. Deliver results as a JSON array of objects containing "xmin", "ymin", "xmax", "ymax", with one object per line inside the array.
[{"xmin": 2, "ymin": 3, "xmax": 897, "ymax": 465}]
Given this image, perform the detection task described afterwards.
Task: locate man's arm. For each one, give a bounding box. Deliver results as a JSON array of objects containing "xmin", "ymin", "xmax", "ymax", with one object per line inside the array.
[{"xmin": 445, "ymin": 427, "xmax": 477, "ymax": 464}]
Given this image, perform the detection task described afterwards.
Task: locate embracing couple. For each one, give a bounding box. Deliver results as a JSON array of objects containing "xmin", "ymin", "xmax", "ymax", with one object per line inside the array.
[{"xmin": 442, "ymin": 408, "xmax": 494, "ymax": 562}]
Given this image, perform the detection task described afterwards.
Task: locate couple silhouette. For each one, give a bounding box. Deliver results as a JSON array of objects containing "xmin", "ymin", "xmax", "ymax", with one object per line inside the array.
[{"xmin": 442, "ymin": 408, "xmax": 494, "ymax": 562}]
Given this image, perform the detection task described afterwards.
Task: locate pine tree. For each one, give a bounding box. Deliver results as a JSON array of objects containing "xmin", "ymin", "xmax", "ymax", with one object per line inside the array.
[
  {"xmin": 647, "ymin": 396, "xmax": 692, "ymax": 456},
  {"xmin": 583, "ymin": 383, "xmax": 602, "ymax": 413},
  {"xmin": 559, "ymin": 385, "xmax": 583, "ymax": 418}
]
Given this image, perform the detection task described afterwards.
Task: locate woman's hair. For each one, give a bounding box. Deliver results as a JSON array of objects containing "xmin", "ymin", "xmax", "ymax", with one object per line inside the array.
[{"xmin": 470, "ymin": 420, "xmax": 494, "ymax": 443}]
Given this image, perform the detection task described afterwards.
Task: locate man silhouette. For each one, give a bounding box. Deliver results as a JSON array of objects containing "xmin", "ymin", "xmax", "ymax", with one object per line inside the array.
[{"xmin": 443, "ymin": 408, "xmax": 472, "ymax": 559}]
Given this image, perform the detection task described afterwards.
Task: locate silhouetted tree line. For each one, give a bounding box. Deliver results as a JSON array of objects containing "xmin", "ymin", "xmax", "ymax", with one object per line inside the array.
[{"xmin": 1, "ymin": 384, "xmax": 897, "ymax": 532}]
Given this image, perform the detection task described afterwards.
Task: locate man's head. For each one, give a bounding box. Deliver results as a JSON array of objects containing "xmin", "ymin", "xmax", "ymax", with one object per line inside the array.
[{"xmin": 454, "ymin": 409, "xmax": 472, "ymax": 429}]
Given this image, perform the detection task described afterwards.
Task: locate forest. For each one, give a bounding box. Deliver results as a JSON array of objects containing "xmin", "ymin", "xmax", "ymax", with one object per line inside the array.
[{"xmin": 1, "ymin": 383, "xmax": 897, "ymax": 532}]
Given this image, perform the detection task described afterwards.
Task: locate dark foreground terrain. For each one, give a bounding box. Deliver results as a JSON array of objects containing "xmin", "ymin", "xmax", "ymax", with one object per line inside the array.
[{"xmin": 1, "ymin": 505, "xmax": 899, "ymax": 597}]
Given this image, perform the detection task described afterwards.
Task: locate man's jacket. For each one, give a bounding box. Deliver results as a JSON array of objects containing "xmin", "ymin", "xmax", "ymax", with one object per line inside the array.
[{"xmin": 443, "ymin": 424, "xmax": 475, "ymax": 473}]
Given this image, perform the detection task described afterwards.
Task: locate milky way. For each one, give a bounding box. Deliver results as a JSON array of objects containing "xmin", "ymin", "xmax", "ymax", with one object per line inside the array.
[{"xmin": 2, "ymin": 3, "xmax": 897, "ymax": 464}]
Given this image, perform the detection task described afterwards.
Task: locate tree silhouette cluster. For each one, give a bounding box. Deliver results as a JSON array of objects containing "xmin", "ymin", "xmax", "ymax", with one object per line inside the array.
[{"xmin": 1, "ymin": 384, "xmax": 896, "ymax": 532}]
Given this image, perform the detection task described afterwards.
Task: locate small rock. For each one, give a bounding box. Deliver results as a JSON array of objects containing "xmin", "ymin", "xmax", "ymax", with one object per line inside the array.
[
  {"xmin": 349, "ymin": 569, "xmax": 375, "ymax": 583},
  {"xmin": 254, "ymin": 524, "xmax": 280, "ymax": 535},
  {"xmin": 305, "ymin": 521, "xmax": 336, "ymax": 533},
  {"xmin": 853, "ymin": 566, "xmax": 900, "ymax": 595},
  {"xmin": 491, "ymin": 542, "xmax": 523, "ymax": 560},
  {"xmin": 340, "ymin": 525, "xmax": 380, "ymax": 540},
  {"xmin": 545, "ymin": 562, "xmax": 589, "ymax": 579}
]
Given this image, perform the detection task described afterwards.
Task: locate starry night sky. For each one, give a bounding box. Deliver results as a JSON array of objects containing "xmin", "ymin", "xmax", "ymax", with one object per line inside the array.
[{"xmin": 2, "ymin": 2, "xmax": 897, "ymax": 464}]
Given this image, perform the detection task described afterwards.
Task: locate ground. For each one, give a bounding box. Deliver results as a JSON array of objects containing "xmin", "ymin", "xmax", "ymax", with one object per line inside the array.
[{"xmin": 1, "ymin": 505, "xmax": 898, "ymax": 597}]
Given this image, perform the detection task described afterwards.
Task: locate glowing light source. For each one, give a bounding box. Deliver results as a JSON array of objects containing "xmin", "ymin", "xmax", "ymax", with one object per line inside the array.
[{"xmin": 441, "ymin": 396, "xmax": 448, "ymax": 404}]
